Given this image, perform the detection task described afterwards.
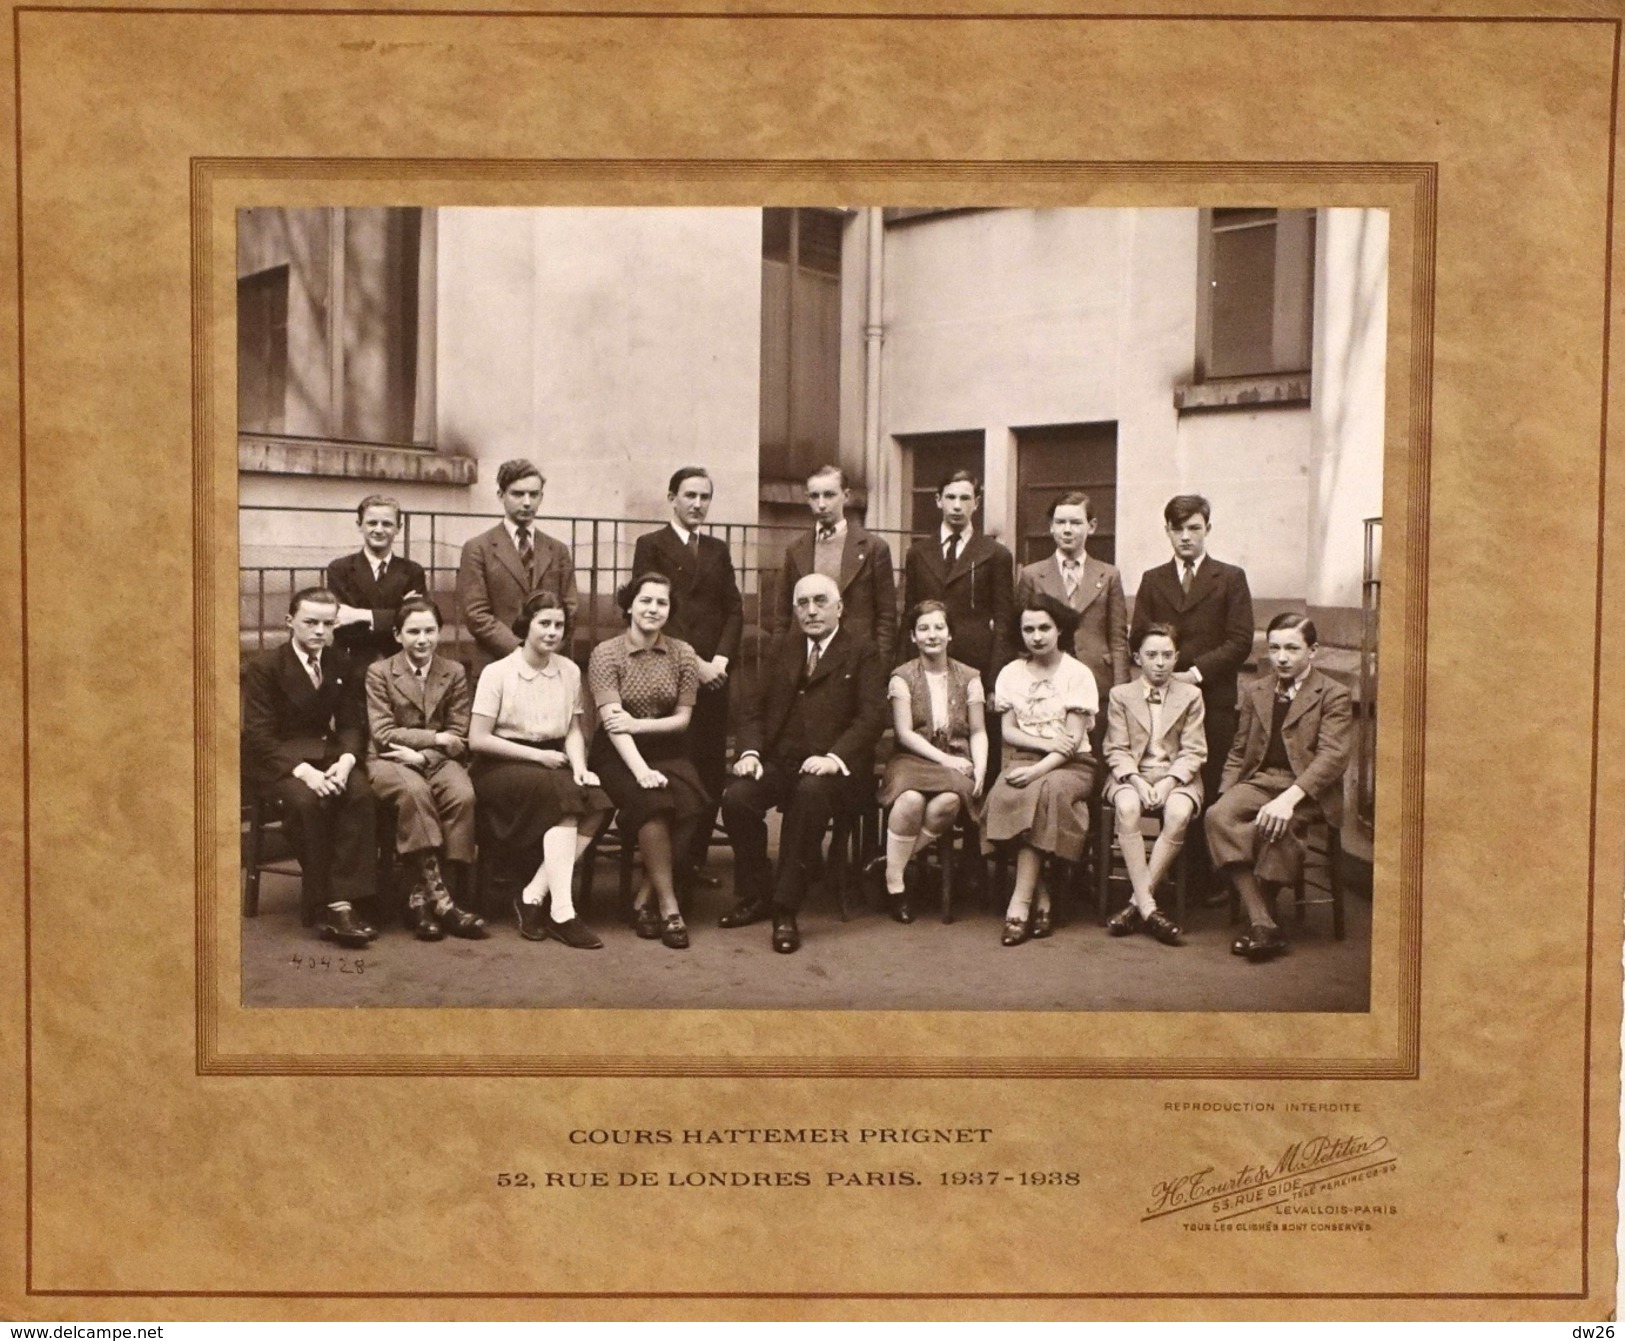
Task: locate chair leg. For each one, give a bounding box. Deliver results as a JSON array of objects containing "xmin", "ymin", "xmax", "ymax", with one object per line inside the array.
[
  {"xmin": 242, "ymin": 797, "xmax": 262, "ymax": 918},
  {"xmin": 618, "ymin": 822, "xmax": 635, "ymax": 912},
  {"xmin": 940, "ymin": 828, "xmax": 955, "ymax": 924},
  {"xmin": 1330, "ymin": 828, "xmax": 1346, "ymax": 940},
  {"xmin": 1172, "ymin": 844, "xmax": 1187, "ymax": 922},
  {"xmin": 1095, "ymin": 797, "xmax": 1111, "ymax": 921}
]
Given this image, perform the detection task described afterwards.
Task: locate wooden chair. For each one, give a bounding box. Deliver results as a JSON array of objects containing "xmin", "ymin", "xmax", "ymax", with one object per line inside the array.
[{"xmin": 1093, "ymin": 792, "xmax": 1190, "ymax": 923}]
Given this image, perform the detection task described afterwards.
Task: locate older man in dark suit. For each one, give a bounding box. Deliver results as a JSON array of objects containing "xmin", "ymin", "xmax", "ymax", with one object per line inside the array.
[
  {"xmin": 775, "ymin": 464, "xmax": 897, "ymax": 666},
  {"xmin": 326, "ymin": 494, "xmax": 428, "ymax": 664},
  {"xmin": 1206, "ymin": 613, "xmax": 1353, "ymax": 962},
  {"xmin": 902, "ymin": 470, "xmax": 1015, "ymax": 690},
  {"xmin": 1130, "ymin": 494, "xmax": 1255, "ymax": 804},
  {"xmin": 241, "ymin": 587, "xmax": 377, "ymax": 948},
  {"xmin": 632, "ymin": 466, "xmax": 744, "ymax": 885},
  {"xmin": 718, "ymin": 572, "xmax": 888, "ymax": 953},
  {"xmin": 455, "ymin": 458, "xmax": 579, "ymax": 683}
]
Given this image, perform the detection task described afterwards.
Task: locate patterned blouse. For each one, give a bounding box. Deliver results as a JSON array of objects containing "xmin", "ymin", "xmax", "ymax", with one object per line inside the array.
[{"xmin": 587, "ymin": 633, "xmax": 700, "ymax": 719}]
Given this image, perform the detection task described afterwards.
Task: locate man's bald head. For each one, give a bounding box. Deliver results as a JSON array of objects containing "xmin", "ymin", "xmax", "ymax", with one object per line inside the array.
[{"xmin": 792, "ymin": 572, "xmax": 843, "ymax": 639}]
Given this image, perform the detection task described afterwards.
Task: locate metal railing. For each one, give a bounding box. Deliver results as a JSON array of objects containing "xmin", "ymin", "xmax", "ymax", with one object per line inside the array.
[
  {"xmin": 239, "ymin": 504, "xmax": 918, "ymax": 666},
  {"xmin": 1357, "ymin": 516, "xmax": 1381, "ymax": 838}
]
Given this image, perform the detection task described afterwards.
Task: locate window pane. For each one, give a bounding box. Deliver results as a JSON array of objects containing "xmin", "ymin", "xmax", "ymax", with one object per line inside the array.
[{"xmin": 1209, "ymin": 220, "xmax": 1277, "ymax": 378}]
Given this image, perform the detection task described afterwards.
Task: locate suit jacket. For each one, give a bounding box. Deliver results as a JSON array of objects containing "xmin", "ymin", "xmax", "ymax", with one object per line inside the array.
[
  {"xmin": 1103, "ymin": 677, "xmax": 1207, "ymax": 786},
  {"xmin": 736, "ymin": 625, "xmax": 887, "ymax": 780},
  {"xmin": 1220, "ymin": 668, "xmax": 1354, "ymax": 826},
  {"xmin": 241, "ymin": 642, "xmax": 368, "ymax": 792},
  {"xmin": 1130, "ymin": 556, "xmax": 1255, "ymax": 712},
  {"xmin": 903, "ymin": 531, "xmax": 1016, "ymax": 681},
  {"xmin": 364, "ymin": 652, "xmax": 471, "ymax": 768},
  {"xmin": 1016, "ymin": 553, "xmax": 1130, "ymax": 703},
  {"xmin": 455, "ymin": 522, "xmax": 579, "ymax": 679},
  {"xmin": 777, "ymin": 522, "xmax": 897, "ymax": 666},
  {"xmin": 325, "ymin": 550, "xmax": 429, "ymax": 663},
  {"xmin": 631, "ymin": 525, "xmax": 743, "ymax": 664}
]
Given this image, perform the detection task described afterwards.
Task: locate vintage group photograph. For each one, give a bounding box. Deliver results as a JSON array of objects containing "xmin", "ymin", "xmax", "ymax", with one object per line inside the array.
[{"xmin": 235, "ymin": 203, "xmax": 1387, "ymax": 1012}]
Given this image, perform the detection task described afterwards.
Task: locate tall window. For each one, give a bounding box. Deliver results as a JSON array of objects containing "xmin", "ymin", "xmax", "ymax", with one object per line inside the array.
[
  {"xmin": 237, "ymin": 207, "xmax": 426, "ymax": 444},
  {"xmin": 897, "ymin": 430, "xmax": 984, "ymax": 536},
  {"xmin": 760, "ymin": 208, "xmax": 844, "ymax": 484},
  {"xmin": 1014, "ymin": 423, "xmax": 1118, "ymax": 566},
  {"xmin": 1197, "ymin": 208, "xmax": 1315, "ymax": 381}
]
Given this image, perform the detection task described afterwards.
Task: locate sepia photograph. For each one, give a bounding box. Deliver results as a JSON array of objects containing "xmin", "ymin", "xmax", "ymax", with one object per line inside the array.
[{"xmin": 237, "ymin": 203, "xmax": 1388, "ymax": 1013}]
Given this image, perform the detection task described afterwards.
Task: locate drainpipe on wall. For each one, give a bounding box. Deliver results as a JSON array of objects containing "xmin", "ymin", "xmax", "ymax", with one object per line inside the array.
[{"xmin": 862, "ymin": 207, "xmax": 887, "ymax": 530}]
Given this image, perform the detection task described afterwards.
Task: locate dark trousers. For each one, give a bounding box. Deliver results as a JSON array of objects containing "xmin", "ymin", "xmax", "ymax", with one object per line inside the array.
[
  {"xmin": 684, "ymin": 682, "xmax": 730, "ymax": 870},
  {"xmin": 721, "ymin": 759, "xmax": 858, "ymax": 912},
  {"xmin": 270, "ymin": 768, "xmax": 378, "ymax": 908}
]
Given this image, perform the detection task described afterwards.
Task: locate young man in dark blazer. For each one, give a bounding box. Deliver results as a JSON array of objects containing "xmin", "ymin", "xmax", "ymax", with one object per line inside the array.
[
  {"xmin": 241, "ymin": 587, "xmax": 378, "ymax": 948},
  {"xmin": 631, "ymin": 466, "xmax": 744, "ymax": 883},
  {"xmin": 1015, "ymin": 489, "xmax": 1130, "ymax": 749},
  {"xmin": 455, "ymin": 458, "xmax": 579, "ymax": 684},
  {"xmin": 325, "ymin": 494, "xmax": 428, "ymax": 664},
  {"xmin": 718, "ymin": 573, "xmax": 887, "ymax": 953},
  {"xmin": 902, "ymin": 470, "xmax": 1015, "ymax": 690},
  {"xmin": 1130, "ymin": 494, "xmax": 1255, "ymax": 804},
  {"xmin": 1206, "ymin": 614, "xmax": 1353, "ymax": 961},
  {"xmin": 775, "ymin": 464, "xmax": 897, "ymax": 666}
]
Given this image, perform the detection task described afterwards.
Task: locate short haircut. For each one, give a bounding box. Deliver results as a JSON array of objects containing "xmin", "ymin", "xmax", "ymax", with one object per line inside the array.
[
  {"xmin": 355, "ymin": 493, "xmax": 402, "ymax": 523},
  {"xmin": 905, "ymin": 598, "xmax": 954, "ymax": 637},
  {"xmin": 511, "ymin": 590, "xmax": 568, "ymax": 640},
  {"xmin": 1134, "ymin": 621, "xmax": 1180, "ymax": 652},
  {"xmin": 497, "ymin": 458, "xmax": 545, "ymax": 494},
  {"xmin": 667, "ymin": 466, "xmax": 712, "ymax": 496},
  {"xmin": 938, "ymin": 468, "xmax": 982, "ymax": 497},
  {"xmin": 1267, "ymin": 611, "xmax": 1319, "ymax": 647},
  {"xmin": 393, "ymin": 596, "xmax": 443, "ymax": 634},
  {"xmin": 288, "ymin": 586, "xmax": 339, "ymax": 618},
  {"xmin": 1048, "ymin": 490, "xmax": 1095, "ymax": 523},
  {"xmin": 1163, "ymin": 494, "xmax": 1211, "ymax": 528},
  {"xmin": 617, "ymin": 570, "xmax": 675, "ymax": 622},
  {"xmin": 806, "ymin": 464, "xmax": 847, "ymax": 490},
  {"xmin": 1015, "ymin": 593, "xmax": 1079, "ymax": 645}
]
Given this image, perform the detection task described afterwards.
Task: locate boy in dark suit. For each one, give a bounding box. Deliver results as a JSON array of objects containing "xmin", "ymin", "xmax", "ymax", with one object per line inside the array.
[
  {"xmin": 326, "ymin": 494, "xmax": 427, "ymax": 664},
  {"xmin": 718, "ymin": 573, "xmax": 887, "ymax": 953},
  {"xmin": 632, "ymin": 466, "xmax": 744, "ymax": 883},
  {"xmin": 1205, "ymin": 613, "xmax": 1354, "ymax": 962},
  {"xmin": 241, "ymin": 588, "xmax": 378, "ymax": 948},
  {"xmin": 902, "ymin": 470, "xmax": 1016, "ymax": 691},
  {"xmin": 455, "ymin": 459, "xmax": 579, "ymax": 683},
  {"xmin": 776, "ymin": 464, "xmax": 897, "ymax": 666}
]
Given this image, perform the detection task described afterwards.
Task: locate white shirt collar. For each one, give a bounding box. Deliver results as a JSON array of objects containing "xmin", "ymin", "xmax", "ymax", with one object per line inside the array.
[
  {"xmin": 292, "ymin": 644, "xmax": 322, "ymax": 678},
  {"xmin": 814, "ymin": 517, "xmax": 847, "ymax": 541},
  {"xmin": 1179, "ymin": 552, "xmax": 1207, "ymax": 576},
  {"xmin": 503, "ymin": 518, "xmax": 530, "ymax": 546},
  {"xmin": 669, "ymin": 519, "xmax": 694, "ymax": 545},
  {"xmin": 1277, "ymin": 666, "xmax": 1313, "ymax": 699},
  {"xmin": 940, "ymin": 523, "xmax": 974, "ymax": 550},
  {"xmin": 365, "ymin": 549, "xmax": 392, "ymax": 579},
  {"xmin": 807, "ymin": 629, "xmax": 838, "ymax": 657}
]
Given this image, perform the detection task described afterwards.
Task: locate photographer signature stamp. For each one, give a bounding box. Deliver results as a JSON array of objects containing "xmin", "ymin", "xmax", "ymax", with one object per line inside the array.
[{"xmin": 1142, "ymin": 1135, "xmax": 1398, "ymax": 1233}]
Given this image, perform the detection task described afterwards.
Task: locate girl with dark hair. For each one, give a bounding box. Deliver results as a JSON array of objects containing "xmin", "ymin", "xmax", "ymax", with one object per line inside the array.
[
  {"xmin": 587, "ymin": 572, "xmax": 710, "ymax": 950},
  {"xmin": 469, "ymin": 591, "xmax": 612, "ymax": 949}
]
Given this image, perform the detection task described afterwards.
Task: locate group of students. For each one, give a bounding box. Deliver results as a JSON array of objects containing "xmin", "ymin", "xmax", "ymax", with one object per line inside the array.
[{"xmin": 242, "ymin": 457, "xmax": 1353, "ymax": 965}]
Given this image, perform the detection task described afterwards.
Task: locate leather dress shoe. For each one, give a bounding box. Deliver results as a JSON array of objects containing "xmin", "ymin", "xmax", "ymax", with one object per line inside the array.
[
  {"xmin": 514, "ymin": 899, "xmax": 548, "ymax": 942},
  {"xmin": 438, "ymin": 903, "xmax": 489, "ymax": 940},
  {"xmin": 662, "ymin": 914, "xmax": 690, "ymax": 950},
  {"xmin": 1143, "ymin": 909, "xmax": 1186, "ymax": 946},
  {"xmin": 1001, "ymin": 915, "xmax": 1031, "ymax": 947},
  {"xmin": 1030, "ymin": 906, "xmax": 1054, "ymax": 939},
  {"xmin": 548, "ymin": 914, "xmax": 604, "ymax": 950},
  {"xmin": 717, "ymin": 900, "xmax": 770, "ymax": 929},
  {"xmin": 319, "ymin": 906, "xmax": 372, "ymax": 949},
  {"xmin": 633, "ymin": 902, "xmax": 663, "ymax": 940},
  {"xmin": 1232, "ymin": 924, "xmax": 1286, "ymax": 961},
  {"xmin": 771, "ymin": 908, "xmax": 801, "ymax": 953},
  {"xmin": 886, "ymin": 892, "xmax": 914, "ymax": 924},
  {"xmin": 410, "ymin": 902, "xmax": 446, "ymax": 942},
  {"xmin": 1106, "ymin": 905, "xmax": 1143, "ymax": 937}
]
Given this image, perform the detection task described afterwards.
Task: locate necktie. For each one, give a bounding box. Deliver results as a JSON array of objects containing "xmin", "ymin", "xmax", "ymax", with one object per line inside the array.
[
  {"xmin": 944, "ymin": 533, "xmax": 960, "ymax": 566},
  {"xmin": 818, "ymin": 524, "xmax": 836, "ymax": 543},
  {"xmin": 805, "ymin": 641, "xmax": 821, "ymax": 680},
  {"xmin": 1277, "ymin": 683, "xmax": 1294, "ymax": 705},
  {"xmin": 308, "ymin": 654, "xmax": 322, "ymax": 691},
  {"xmin": 1147, "ymin": 687, "xmax": 1162, "ymax": 706},
  {"xmin": 516, "ymin": 525, "xmax": 534, "ymax": 581},
  {"xmin": 376, "ymin": 557, "xmax": 388, "ymax": 582},
  {"xmin": 1180, "ymin": 560, "xmax": 1194, "ymax": 595},
  {"xmin": 1061, "ymin": 559, "xmax": 1079, "ymax": 596}
]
